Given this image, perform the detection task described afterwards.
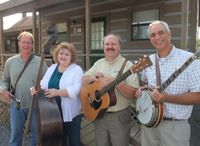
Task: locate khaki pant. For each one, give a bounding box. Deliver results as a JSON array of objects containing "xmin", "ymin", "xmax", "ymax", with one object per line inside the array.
[
  {"xmin": 94, "ymin": 108, "xmax": 131, "ymax": 146},
  {"xmin": 141, "ymin": 120, "xmax": 190, "ymax": 146}
]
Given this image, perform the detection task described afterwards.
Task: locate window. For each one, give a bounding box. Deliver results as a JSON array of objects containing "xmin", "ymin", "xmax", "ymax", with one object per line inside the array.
[
  {"xmin": 131, "ymin": 9, "xmax": 159, "ymax": 40},
  {"xmin": 90, "ymin": 17, "xmax": 106, "ymax": 66},
  {"xmin": 91, "ymin": 19, "xmax": 105, "ymax": 51},
  {"xmin": 55, "ymin": 22, "xmax": 68, "ymax": 43},
  {"xmin": 4, "ymin": 37, "xmax": 18, "ymax": 53}
]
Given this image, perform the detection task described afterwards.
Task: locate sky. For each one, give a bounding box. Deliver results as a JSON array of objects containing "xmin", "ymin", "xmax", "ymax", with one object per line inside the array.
[
  {"xmin": 3, "ymin": 12, "xmax": 33, "ymax": 30},
  {"xmin": 1, "ymin": 0, "xmax": 27, "ymax": 30},
  {"xmin": 0, "ymin": 0, "xmax": 10, "ymax": 4},
  {"xmin": 1, "ymin": 0, "xmax": 22, "ymax": 30},
  {"xmin": 3, "ymin": 13, "xmax": 23, "ymax": 29}
]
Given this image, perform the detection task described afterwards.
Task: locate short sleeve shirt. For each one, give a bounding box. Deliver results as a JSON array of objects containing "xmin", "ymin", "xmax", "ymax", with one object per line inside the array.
[
  {"xmin": 141, "ymin": 46, "xmax": 200, "ymax": 119},
  {"xmin": 84, "ymin": 55, "xmax": 139, "ymax": 112}
]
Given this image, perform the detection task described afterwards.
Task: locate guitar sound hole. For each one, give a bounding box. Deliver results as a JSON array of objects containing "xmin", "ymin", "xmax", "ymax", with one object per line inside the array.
[
  {"xmin": 95, "ymin": 90, "xmax": 101, "ymax": 101},
  {"xmin": 91, "ymin": 90, "xmax": 102, "ymax": 110},
  {"xmin": 93, "ymin": 99, "xmax": 102, "ymax": 110}
]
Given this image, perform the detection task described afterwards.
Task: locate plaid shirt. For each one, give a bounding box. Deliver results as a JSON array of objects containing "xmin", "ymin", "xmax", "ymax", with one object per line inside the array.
[{"xmin": 141, "ymin": 46, "xmax": 200, "ymax": 119}]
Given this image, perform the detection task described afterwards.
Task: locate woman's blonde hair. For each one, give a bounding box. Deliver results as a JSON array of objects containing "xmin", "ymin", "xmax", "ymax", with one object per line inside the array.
[{"xmin": 53, "ymin": 42, "xmax": 77, "ymax": 63}]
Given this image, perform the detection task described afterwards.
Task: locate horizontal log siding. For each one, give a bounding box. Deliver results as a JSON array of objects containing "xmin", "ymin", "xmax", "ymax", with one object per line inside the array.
[
  {"xmin": 0, "ymin": 1, "xmax": 198, "ymax": 146},
  {"xmin": 164, "ymin": 1, "xmax": 182, "ymax": 48}
]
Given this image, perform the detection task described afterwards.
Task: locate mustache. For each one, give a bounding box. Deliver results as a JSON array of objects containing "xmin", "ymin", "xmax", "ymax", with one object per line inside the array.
[{"xmin": 106, "ymin": 48, "xmax": 115, "ymax": 51}]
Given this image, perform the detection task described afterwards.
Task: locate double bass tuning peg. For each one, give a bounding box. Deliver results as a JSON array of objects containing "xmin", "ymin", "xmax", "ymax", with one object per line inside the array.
[{"xmin": 47, "ymin": 25, "xmax": 57, "ymax": 35}]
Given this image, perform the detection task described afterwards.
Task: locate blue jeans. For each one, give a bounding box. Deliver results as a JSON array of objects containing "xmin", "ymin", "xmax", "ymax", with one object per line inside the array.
[
  {"xmin": 62, "ymin": 114, "xmax": 82, "ymax": 146},
  {"xmin": 9, "ymin": 103, "xmax": 37, "ymax": 146}
]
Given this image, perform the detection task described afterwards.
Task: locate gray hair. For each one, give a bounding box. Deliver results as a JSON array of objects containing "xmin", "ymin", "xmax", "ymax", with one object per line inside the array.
[
  {"xmin": 103, "ymin": 33, "xmax": 122, "ymax": 45},
  {"xmin": 147, "ymin": 21, "xmax": 170, "ymax": 37}
]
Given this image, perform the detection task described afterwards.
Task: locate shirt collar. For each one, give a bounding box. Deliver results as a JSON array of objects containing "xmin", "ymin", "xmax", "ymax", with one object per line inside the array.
[
  {"xmin": 157, "ymin": 45, "xmax": 176, "ymax": 60},
  {"xmin": 105, "ymin": 54, "xmax": 122, "ymax": 64}
]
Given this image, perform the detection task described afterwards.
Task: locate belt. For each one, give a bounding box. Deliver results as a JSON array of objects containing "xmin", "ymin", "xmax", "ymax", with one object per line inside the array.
[
  {"xmin": 107, "ymin": 107, "xmax": 129, "ymax": 113},
  {"xmin": 163, "ymin": 117, "xmax": 186, "ymax": 121},
  {"xmin": 107, "ymin": 110, "xmax": 120, "ymax": 113}
]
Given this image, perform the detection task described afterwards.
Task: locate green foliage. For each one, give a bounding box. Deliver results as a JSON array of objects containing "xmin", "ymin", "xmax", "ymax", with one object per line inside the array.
[
  {"xmin": 197, "ymin": 39, "xmax": 200, "ymax": 48},
  {"xmin": 197, "ymin": 39, "xmax": 200, "ymax": 60}
]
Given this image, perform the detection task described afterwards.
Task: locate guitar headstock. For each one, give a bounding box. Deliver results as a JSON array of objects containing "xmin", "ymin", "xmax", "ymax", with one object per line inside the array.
[{"xmin": 131, "ymin": 55, "xmax": 152, "ymax": 73}]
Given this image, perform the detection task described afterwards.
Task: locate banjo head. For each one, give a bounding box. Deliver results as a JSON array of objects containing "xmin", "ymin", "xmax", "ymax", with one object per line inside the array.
[{"xmin": 136, "ymin": 90, "xmax": 154, "ymax": 124}]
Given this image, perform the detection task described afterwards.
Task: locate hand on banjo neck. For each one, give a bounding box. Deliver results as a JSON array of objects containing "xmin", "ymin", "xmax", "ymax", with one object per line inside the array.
[{"xmin": 151, "ymin": 88, "xmax": 168, "ymax": 103}]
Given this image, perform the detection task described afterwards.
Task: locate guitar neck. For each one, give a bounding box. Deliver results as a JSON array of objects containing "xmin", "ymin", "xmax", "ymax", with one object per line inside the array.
[
  {"xmin": 100, "ymin": 69, "xmax": 132, "ymax": 95},
  {"xmin": 158, "ymin": 55, "xmax": 196, "ymax": 92}
]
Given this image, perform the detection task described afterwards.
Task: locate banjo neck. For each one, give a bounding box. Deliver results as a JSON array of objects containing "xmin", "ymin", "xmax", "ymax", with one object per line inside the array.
[{"xmin": 158, "ymin": 54, "xmax": 197, "ymax": 93}]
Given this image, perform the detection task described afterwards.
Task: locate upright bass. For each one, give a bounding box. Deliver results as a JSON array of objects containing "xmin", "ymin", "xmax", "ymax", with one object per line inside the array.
[{"xmin": 23, "ymin": 26, "xmax": 63, "ymax": 146}]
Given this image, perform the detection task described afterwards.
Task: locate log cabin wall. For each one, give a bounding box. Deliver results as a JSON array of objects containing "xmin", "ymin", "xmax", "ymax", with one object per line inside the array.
[
  {"xmin": 0, "ymin": 0, "xmax": 198, "ymax": 70},
  {"xmin": 39, "ymin": 0, "xmax": 86, "ymax": 68},
  {"xmin": 0, "ymin": 0, "xmax": 198, "ymax": 145},
  {"xmin": 37, "ymin": 0, "xmax": 197, "ymax": 71}
]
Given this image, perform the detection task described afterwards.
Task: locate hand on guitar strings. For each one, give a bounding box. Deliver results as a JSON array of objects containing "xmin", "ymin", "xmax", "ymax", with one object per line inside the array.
[
  {"xmin": 94, "ymin": 72, "xmax": 115, "ymax": 86},
  {"xmin": 99, "ymin": 76, "xmax": 115, "ymax": 87},
  {"xmin": 95, "ymin": 72, "xmax": 104, "ymax": 79},
  {"xmin": 151, "ymin": 88, "xmax": 168, "ymax": 103}
]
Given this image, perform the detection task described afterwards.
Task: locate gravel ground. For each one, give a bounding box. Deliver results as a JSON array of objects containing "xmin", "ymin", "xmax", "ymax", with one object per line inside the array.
[
  {"xmin": 0, "ymin": 123, "xmax": 10, "ymax": 146},
  {"xmin": 0, "ymin": 123, "xmax": 29, "ymax": 146}
]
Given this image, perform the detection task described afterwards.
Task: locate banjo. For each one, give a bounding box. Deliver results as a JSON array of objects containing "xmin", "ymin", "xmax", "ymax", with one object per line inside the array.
[{"xmin": 136, "ymin": 53, "xmax": 199, "ymax": 128}]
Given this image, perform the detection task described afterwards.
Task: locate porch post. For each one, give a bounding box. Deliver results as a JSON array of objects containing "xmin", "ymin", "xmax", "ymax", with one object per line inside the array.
[
  {"xmin": 190, "ymin": 0, "xmax": 199, "ymax": 52},
  {"xmin": 0, "ymin": 17, "xmax": 3, "ymax": 70},
  {"xmin": 32, "ymin": 10, "xmax": 38, "ymax": 54},
  {"xmin": 85, "ymin": 0, "xmax": 91, "ymax": 70},
  {"xmin": 181, "ymin": 0, "xmax": 189, "ymax": 50}
]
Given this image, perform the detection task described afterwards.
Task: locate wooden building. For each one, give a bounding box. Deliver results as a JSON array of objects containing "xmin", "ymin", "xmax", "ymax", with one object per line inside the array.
[
  {"xmin": 0, "ymin": 0, "xmax": 199, "ymax": 70},
  {"xmin": 2, "ymin": 16, "xmax": 36, "ymax": 64},
  {"xmin": 0, "ymin": 0, "xmax": 199, "ymax": 146}
]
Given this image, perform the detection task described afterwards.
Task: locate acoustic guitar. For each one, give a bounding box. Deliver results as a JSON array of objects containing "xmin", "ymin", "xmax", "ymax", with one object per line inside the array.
[{"xmin": 80, "ymin": 56, "xmax": 152, "ymax": 121}]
